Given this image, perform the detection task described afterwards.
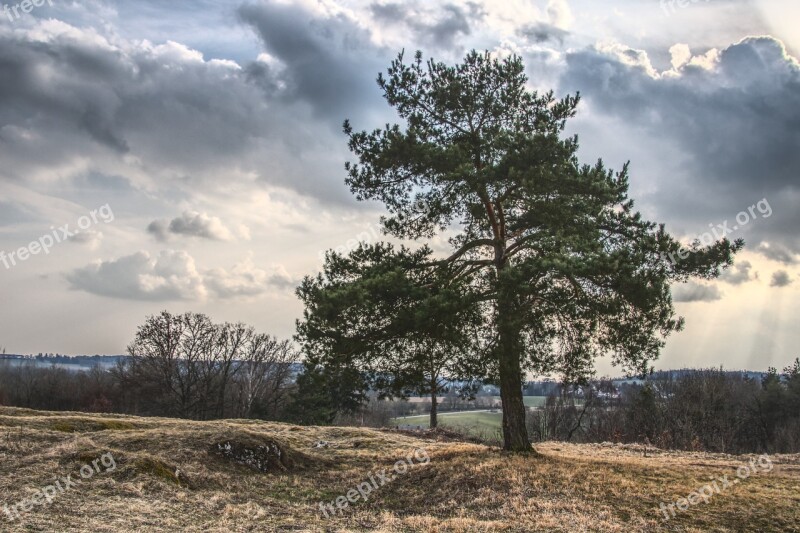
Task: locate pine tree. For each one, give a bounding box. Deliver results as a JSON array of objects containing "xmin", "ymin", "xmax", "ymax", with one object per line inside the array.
[{"xmin": 337, "ymin": 50, "xmax": 741, "ymax": 451}]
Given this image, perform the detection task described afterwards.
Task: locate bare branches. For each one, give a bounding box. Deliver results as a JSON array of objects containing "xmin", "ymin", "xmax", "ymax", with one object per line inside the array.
[{"xmin": 125, "ymin": 312, "xmax": 296, "ymax": 420}]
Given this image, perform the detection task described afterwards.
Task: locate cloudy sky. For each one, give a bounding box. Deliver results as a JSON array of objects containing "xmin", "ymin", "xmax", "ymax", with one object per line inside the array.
[{"xmin": 0, "ymin": 0, "xmax": 797, "ymax": 375}]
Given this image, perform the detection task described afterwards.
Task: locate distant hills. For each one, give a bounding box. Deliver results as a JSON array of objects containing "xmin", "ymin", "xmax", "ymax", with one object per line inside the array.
[
  {"xmin": 0, "ymin": 354, "xmax": 773, "ymax": 383},
  {"xmin": 0, "ymin": 354, "xmax": 306, "ymax": 376},
  {"xmin": 0, "ymin": 354, "xmax": 127, "ymax": 371}
]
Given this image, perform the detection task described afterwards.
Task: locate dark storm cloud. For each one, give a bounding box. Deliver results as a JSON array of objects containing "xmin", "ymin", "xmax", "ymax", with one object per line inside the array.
[
  {"xmin": 720, "ymin": 260, "xmax": 756, "ymax": 285},
  {"xmin": 0, "ymin": 30, "xmax": 128, "ymax": 149},
  {"xmin": 424, "ymin": 4, "xmax": 476, "ymax": 48},
  {"xmin": 672, "ymin": 281, "xmax": 722, "ymax": 303},
  {"xmin": 0, "ymin": 18, "xmax": 362, "ymax": 205},
  {"xmin": 0, "ymin": 27, "xmax": 133, "ymax": 179},
  {"xmin": 756, "ymin": 242, "xmax": 797, "ymax": 265},
  {"xmin": 0, "ymin": 25, "xmax": 250, "ymax": 167},
  {"xmin": 0, "ymin": 2, "xmax": 388, "ymax": 303},
  {"xmin": 370, "ymin": 1, "xmax": 484, "ymax": 49},
  {"xmin": 518, "ymin": 22, "xmax": 568, "ymax": 45},
  {"xmin": 770, "ymin": 270, "xmax": 792, "ymax": 288},
  {"xmin": 559, "ymin": 37, "xmax": 800, "ymax": 259},
  {"xmin": 237, "ymin": 1, "xmax": 389, "ymax": 125}
]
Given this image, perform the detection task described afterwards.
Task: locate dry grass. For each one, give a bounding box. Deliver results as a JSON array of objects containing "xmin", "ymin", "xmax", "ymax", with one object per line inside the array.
[{"xmin": 0, "ymin": 406, "xmax": 797, "ymax": 532}]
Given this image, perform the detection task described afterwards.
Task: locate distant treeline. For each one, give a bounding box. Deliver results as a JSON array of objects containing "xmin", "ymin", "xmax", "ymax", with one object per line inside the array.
[
  {"xmin": 1, "ymin": 314, "xmax": 797, "ymax": 454},
  {"xmin": 528, "ymin": 363, "xmax": 800, "ymax": 454},
  {"xmin": 0, "ymin": 312, "xmax": 300, "ymax": 421},
  {"xmin": 0, "ymin": 354, "xmax": 126, "ymax": 363},
  {"xmin": 0, "ymin": 354, "xmax": 126, "ymax": 371}
]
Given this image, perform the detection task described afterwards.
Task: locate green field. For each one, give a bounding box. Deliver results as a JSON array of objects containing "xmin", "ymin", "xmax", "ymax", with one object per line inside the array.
[
  {"xmin": 495, "ymin": 395, "xmax": 549, "ymax": 407},
  {"xmin": 390, "ymin": 397, "xmax": 551, "ymax": 438},
  {"xmin": 492, "ymin": 396, "xmax": 582, "ymax": 407},
  {"xmin": 391, "ymin": 410, "xmax": 503, "ymax": 438},
  {"xmin": 390, "ymin": 397, "xmax": 554, "ymax": 438}
]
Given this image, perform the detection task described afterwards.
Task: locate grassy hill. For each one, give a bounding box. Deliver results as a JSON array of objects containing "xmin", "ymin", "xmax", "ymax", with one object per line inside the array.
[{"xmin": 0, "ymin": 407, "xmax": 798, "ymax": 532}]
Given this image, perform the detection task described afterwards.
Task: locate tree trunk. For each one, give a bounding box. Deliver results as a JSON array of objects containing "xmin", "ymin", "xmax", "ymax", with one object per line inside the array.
[
  {"xmin": 430, "ymin": 385, "xmax": 438, "ymax": 429},
  {"xmin": 497, "ymin": 284, "xmax": 535, "ymax": 453}
]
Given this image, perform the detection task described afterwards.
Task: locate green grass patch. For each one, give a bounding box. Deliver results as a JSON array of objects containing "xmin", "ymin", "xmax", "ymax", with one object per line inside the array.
[
  {"xmin": 391, "ymin": 411, "xmax": 503, "ymax": 438},
  {"xmin": 489, "ymin": 396, "xmax": 549, "ymax": 407}
]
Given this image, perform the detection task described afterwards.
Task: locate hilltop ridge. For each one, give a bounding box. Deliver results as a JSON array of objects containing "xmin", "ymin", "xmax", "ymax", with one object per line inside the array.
[{"xmin": 0, "ymin": 407, "xmax": 797, "ymax": 532}]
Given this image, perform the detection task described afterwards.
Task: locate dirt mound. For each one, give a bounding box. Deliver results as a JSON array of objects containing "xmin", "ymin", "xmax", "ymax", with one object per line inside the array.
[
  {"xmin": 60, "ymin": 448, "xmax": 192, "ymax": 487},
  {"xmin": 209, "ymin": 434, "xmax": 310, "ymax": 473},
  {"xmin": 121, "ymin": 455, "xmax": 191, "ymax": 487}
]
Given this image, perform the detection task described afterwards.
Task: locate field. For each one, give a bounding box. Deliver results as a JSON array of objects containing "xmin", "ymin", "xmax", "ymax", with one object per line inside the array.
[
  {"xmin": 391, "ymin": 411, "xmax": 503, "ymax": 438},
  {"xmin": 391, "ymin": 396, "xmax": 551, "ymax": 437},
  {"xmin": 503, "ymin": 396, "xmax": 549, "ymax": 408},
  {"xmin": 402, "ymin": 396, "xmax": 549, "ymax": 407},
  {"xmin": 1, "ymin": 406, "xmax": 798, "ymax": 532}
]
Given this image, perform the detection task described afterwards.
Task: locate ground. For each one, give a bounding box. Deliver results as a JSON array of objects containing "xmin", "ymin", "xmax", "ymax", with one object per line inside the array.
[{"xmin": 0, "ymin": 407, "xmax": 798, "ymax": 532}]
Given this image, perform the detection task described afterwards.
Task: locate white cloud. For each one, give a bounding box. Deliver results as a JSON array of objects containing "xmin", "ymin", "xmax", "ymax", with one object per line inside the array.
[
  {"xmin": 593, "ymin": 41, "xmax": 659, "ymax": 77},
  {"xmin": 66, "ymin": 250, "xmax": 207, "ymax": 301},
  {"xmin": 65, "ymin": 251, "xmax": 292, "ymax": 301},
  {"xmin": 68, "ymin": 230, "xmax": 104, "ymax": 250},
  {"xmin": 669, "ymin": 43, "xmax": 691, "ymax": 70},
  {"xmin": 546, "ymin": 0, "xmax": 573, "ymax": 30},
  {"xmin": 205, "ymin": 257, "xmax": 294, "ymax": 298},
  {"xmin": 147, "ymin": 211, "xmax": 241, "ymax": 242}
]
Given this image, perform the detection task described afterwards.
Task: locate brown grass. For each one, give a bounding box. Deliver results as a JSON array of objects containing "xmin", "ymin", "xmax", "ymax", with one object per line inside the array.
[{"xmin": 0, "ymin": 406, "xmax": 797, "ymax": 532}]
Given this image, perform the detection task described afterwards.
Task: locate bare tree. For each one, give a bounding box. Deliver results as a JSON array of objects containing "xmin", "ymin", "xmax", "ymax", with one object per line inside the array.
[
  {"xmin": 126, "ymin": 311, "xmax": 216, "ymax": 418},
  {"xmin": 233, "ymin": 334, "xmax": 295, "ymax": 419},
  {"xmin": 213, "ymin": 323, "xmax": 250, "ymax": 419},
  {"xmin": 121, "ymin": 311, "xmax": 296, "ymax": 421}
]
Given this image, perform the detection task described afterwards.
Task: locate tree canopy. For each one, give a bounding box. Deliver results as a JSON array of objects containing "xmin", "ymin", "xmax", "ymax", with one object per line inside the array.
[
  {"xmin": 296, "ymin": 243, "xmax": 490, "ymax": 428},
  {"xmin": 300, "ymin": 50, "xmax": 742, "ymax": 451}
]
